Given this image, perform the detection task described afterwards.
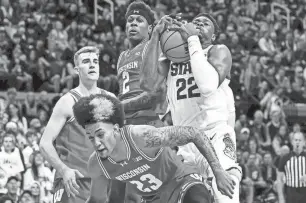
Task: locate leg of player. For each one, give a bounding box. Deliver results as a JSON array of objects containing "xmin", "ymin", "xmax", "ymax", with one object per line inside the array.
[{"xmin": 209, "ymin": 126, "xmax": 241, "ymax": 203}]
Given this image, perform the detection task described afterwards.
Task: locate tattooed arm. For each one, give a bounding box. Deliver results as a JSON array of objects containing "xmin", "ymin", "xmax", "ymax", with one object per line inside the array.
[
  {"xmin": 131, "ymin": 125, "xmax": 236, "ymax": 198},
  {"xmin": 132, "ymin": 125, "xmax": 222, "ymax": 174}
]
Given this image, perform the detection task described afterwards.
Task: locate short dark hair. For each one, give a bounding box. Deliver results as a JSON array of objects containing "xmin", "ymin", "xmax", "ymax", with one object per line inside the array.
[
  {"xmin": 194, "ymin": 13, "xmax": 221, "ymax": 36},
  {"xmin": 73, "ymin": 93, "xmax": 125, "ymax": 128},
  {"xmin": 125, "ymin": 0, "xmax": 155, "ymax": 25}
]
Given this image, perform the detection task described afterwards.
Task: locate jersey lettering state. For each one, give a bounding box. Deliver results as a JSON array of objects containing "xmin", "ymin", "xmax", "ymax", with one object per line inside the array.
[
  {"xmin": 117, "ymin": 41, "xmax": 159, "ymax": 124},
  {"xmin": 166, "ymin": 45, "xmax": 229, "ymax": 128},
  {"xmin": 96, "ymin": 126, "xmax": 197, "ymax": 197}
]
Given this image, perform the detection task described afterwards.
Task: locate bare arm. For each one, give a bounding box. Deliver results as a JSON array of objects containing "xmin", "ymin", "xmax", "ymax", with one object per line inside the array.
[
  {"xmin": 39, "ymin": 95, "xmax": 73, "ymax": 176},
  {"xmin": 188, "ymin": 36, "xmax": 232, "ymax": 97},
  {"xmin": 132, "ymin": 125, "xmax": 223, "ymax": 175},
  {"xmin": 122, "ymin": 89, "xmax": 164, "ymax": 112}
]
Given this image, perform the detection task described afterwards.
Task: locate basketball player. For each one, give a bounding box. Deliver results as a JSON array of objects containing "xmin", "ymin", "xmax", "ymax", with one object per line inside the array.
[
  {"xmin": 39, "ymin": 46, "xmax": 114, "ymax": 203},
  {"xmin": 115, "ymin": 2, "xmax": 167, "ymax": 202},
  {"xmin": 117, "ymin": 0, "xmax": 165, "ymax": 126},
  {"xmin": 140, "ymin": 14, "xmax": 241, "ymax": 203},
  {"xmin": 72, "ymin": 93, "xmax": 236, "ymax": 203}
]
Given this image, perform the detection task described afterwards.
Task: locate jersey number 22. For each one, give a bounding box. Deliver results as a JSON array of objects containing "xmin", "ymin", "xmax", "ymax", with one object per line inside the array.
[
  {"xmin": 130, "ymin": 173, "xmax": 162, "ymax": 192},
  {"xmin": 176, "ymin": 77, "xmax": 200, "ymax": 100}
]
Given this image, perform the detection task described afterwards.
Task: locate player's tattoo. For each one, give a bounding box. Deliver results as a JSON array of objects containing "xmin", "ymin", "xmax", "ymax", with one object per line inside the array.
[{"xmin": 142, "ymin": 126, "xmax": 223, "ymax": 171}]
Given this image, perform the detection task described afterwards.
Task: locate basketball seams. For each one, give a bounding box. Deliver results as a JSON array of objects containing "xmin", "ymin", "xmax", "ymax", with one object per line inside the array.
[
  {"xmin": 165, "ymin": 41, "xmax": 188, "ymax": 55},
  {"xmin": 162, "ymin": 30, "xmax": 177, "ymax": 52}
]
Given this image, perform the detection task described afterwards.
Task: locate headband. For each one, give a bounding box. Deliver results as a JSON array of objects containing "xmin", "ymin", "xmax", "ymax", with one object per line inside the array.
[{"xmin": 126, "ymin": 9, "xmax": 154, "ymax": 25}]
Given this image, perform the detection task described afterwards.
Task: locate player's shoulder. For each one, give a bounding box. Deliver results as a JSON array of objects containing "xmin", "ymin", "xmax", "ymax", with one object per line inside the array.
[
  {"xmin": 88, "ymin": 152, "xmax": 105, "ymax": 178},
  {"xmin": 52, "ymin": 92, "xmax": 75, "ymax": 114},
  {"xmin": 210, "ymin": 44, "xmax": 231, "ymax": 55}
]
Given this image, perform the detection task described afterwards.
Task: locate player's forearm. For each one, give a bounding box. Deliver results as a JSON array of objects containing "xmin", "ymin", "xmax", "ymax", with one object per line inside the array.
[
  {"xmin": 39, "ymin": 142, "xmax": 68, "ymax": 176},
  {"xmin": 123, "ymin": 91, "xmax": 161, "ymax": 112},
  {"xmin": 187, "ymin": 36, "xmax": 219, "ymax": 97},
  {"xmin": 143, "ymin": 126, "xmax": 223, "ymax": 174},
  {"xmin": 140, "ymin": 31, "xmax": 162, "ymax": 92}
]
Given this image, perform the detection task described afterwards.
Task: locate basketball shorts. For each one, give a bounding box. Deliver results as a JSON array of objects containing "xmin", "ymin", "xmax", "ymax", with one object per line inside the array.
[
  {"xmin": 143, "ymin": 173, "xmax": 212, "ymax": 203},
  {"xmin": 53, "ymin": 178, "xmax": 91, "ymax": 203}
]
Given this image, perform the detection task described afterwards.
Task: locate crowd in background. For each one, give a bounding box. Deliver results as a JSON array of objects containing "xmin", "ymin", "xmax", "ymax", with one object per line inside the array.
[{"xmin": 0, "ymin": 0, "xmax": 306, "ymax": 202}]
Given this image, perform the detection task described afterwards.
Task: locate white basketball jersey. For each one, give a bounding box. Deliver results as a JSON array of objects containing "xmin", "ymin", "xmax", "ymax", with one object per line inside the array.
[{"xmin": 166, "ymin": 45, "xmax": 229, "ymax": 128}]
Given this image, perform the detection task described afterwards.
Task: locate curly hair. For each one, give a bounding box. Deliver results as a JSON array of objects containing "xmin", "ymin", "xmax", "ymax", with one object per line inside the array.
[{"xmin": 73, "ymin": 93, "xmax": 125, "ymax": 128}]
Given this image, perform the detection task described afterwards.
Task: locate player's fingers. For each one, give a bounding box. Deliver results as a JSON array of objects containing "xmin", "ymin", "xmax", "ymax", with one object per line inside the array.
[
  {"xmin": 172, "ymin": 20, "xmax": 183, "ymax": 27},
  {"xmin": 75, "ymin": 170, "xmax": 84, "ymax": 178},
  {"xmin": 65, "ymin": 183, "xmax": 72, "ymax": 197},
  {"xmin": 71, "ymin": 177, "xmax": 80, "ymax": 190},
  {"xmin": 68, "ymin": 180, "xmax": 79, "ymax": 196}
]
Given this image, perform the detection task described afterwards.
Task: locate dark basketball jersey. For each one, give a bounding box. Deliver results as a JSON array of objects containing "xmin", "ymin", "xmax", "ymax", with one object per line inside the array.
[
  {"xmin": 117, "ymin": 41, "xmax": 159, "ymax": 124},
  {"xmin": 95, "ymin": 126, "xmax": 197, "ymax": 197},
  {"xmin": 54, "ymin": 89, "xmax": 108, "ymax": 180}
]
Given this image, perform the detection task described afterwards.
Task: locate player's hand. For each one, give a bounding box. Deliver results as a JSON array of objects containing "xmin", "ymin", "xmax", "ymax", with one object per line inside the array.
[
  {"xmin": 215, "ymin": 170, "xmax": 236, "ymax": 199},
  {"xmin": 169, "ymin": 20, "xmax": 199, "ymax": 41},
  {"xmin": 62, "ymin": 167, "xmax": 84, "ymax": 197},
  {"xmin": 154, "ymin": 15, "xmax": 174, "ymax": 34}
]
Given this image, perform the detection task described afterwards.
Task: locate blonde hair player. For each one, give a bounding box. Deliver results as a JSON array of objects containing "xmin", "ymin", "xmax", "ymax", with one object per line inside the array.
[{"xmin": 39, "ymin": 46, "xmax": 115, "ymax": 203}]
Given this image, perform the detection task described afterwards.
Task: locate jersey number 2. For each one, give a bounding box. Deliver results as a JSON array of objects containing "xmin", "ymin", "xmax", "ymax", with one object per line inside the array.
[
  {"xmin": 130, "ymin": 173, "xmax": 162, "ymax": 192},
  {"xmin": 122, "ymin": 71, "xmax": 130, "ymax": 94},
  {"xmin": 176, "ymin": 77, "xmax": 200, "ymax": 100}
]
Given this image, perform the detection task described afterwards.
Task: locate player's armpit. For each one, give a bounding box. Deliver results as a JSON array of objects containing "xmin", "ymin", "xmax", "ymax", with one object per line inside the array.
[
  {"xmin": 132, "ymin": 125, "xmax": 223, "ymax": 173},
  {"xmin": 207, "ymin": 44, "xmax": 232, "ymax": 86}
]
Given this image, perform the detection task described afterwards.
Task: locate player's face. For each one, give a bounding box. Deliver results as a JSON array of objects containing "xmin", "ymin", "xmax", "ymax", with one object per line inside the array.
[
  {"xmin": 192, "ymin": 16, "xmax": 215, "ymax": 42},
  {"xmin": 85, "ymin": 122, "xmax": 117, "ymax": 159},
  {"xmin": 76, "ymin": 52, "xmax": 99, "ymax": 81},
  {"xmin": 126, "ymin": 15, "xmax": 150, "ymax": 43}
]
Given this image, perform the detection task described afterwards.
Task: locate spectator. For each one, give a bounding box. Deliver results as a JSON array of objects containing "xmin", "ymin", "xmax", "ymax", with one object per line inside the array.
[
  {"xmin": 18, "ymin": 190, "xmax": 34, "ymax": 203},
  {"xmin": 4, "ymin": 176, "xmax": 19, "ymax": 203},
  {"xmin": 250, "ymin": 110, "xmax": 270, "ymax": 152},
  {"xmin": 0, "ymin": 133, "xmax": 25, "ymax": 179},
  {"xmin": 23, "ymin": 151, "xmax": 53, "ymax": 192},
  {"xmin": 22, "ymin": 129, "xmax": 39, "ymax": 168},
  {"xmin": 272, "ymin": 125, "xmax": 291, "ymax": 155},
  {"xmin": 6, "ymin": 103, "xmax": 27, "ymax": 135},
  {"xmin": 21, "ymin": 92, "xmax": 38, "ymax": 121},
  {"xmin": 261, "ymin": 152, "xmax": 277, "ymax": 186},
  {"xmin": 248, "ymin": 138, "xmax": 263, "ymax": 165},
  {"xmin": 30, "ymin": 182, "xmax": 40, "ymax": 203}
]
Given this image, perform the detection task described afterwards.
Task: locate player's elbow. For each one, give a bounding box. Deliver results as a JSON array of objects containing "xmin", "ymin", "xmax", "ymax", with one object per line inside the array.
[{"xmin": 198, "ymin": 84, "xmax": 218, "ymax": 98}]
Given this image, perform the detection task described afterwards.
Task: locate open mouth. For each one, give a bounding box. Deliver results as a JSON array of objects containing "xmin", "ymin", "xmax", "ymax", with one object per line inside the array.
[{"xmin": 88, "ymin": 71, "xmax": 96, "ymax": 74}]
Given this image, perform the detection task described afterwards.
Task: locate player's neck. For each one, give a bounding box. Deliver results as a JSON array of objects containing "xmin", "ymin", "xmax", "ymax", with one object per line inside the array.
[
  {"xmin": 77, "ymin": 81, "xmax": 99, "ymax": 96},
  {"xmin": 128, "ymin": 37, "xmax": 148, "ymax": 49},
  {"xmin": 109, "ymin": 133, "xmax": 127, "ymax": 162}
]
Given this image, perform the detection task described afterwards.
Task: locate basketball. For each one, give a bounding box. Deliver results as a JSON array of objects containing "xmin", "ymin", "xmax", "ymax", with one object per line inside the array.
[{"xmin": 160, "ymin": 29, "xmax": 190, "ymax": 63}]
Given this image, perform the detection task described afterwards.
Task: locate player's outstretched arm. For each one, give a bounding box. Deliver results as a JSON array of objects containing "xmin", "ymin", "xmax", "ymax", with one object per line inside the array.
[
  {"xmin": 132, "ymin": 125, "xmax": 235, "ymax": 198},
  {"xmin": 140, "ymin": 16, "xmax": 173, "ymax": 92}
]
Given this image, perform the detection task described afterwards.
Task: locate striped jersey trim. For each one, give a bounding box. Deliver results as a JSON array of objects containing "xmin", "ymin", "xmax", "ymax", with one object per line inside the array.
[
  {"xmin": 128, "ymin": 126, "xmax": 164, "ymax": 161},
  {"xmin": 117, "ymin": 51, "xmax": 126, "ymax": 70},
  {"xmin": 141, "ymin": 41, "xmax": 150, "ymax": 61},
  {"xmin": 67, "ymin": 90, "xmax": 82, "ymax": 123},
  {"xmin": 108, "ymin": 128, "xmax": 131, "ymax": 164},
  {"xmin": 96, "ymin": 152, "xmax": 111, "ymax": 179}
]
